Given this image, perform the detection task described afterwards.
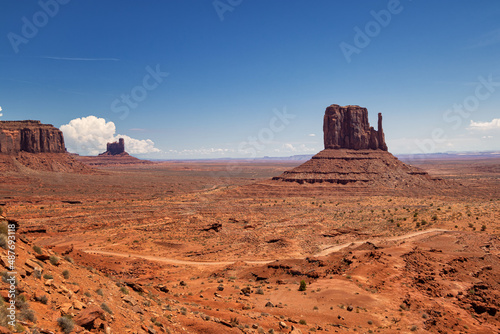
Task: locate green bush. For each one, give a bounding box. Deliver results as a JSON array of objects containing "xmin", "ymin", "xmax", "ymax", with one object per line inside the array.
[
  {"xmin": 43, "ymin": 274, "xmax": 53, "ymax": 280},
  {"xmin": 299, "ymin": 280, "xmax": 307, "ymax": 291}
]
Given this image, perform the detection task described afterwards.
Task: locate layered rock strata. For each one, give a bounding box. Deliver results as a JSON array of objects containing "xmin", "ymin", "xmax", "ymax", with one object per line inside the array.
[{"xmin": 0, "ymin": 120, "xmax": 66, "ymax": 154}]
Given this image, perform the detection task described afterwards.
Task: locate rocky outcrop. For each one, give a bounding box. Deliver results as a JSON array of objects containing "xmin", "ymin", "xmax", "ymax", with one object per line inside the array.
[
  {"xmin": 273, "ymin": 104, "xmax": 448, "ymax": 190},
  {"xmin": 323, "ymin": 105, "xmax": 387, "ymax": 151},
  {"xmin": 0, "ymin": 120, "xmax": 66, "ymax": 154},
  {"xmin": 99, "ymin": 138, "xmax": 127, "ymax": 156}
]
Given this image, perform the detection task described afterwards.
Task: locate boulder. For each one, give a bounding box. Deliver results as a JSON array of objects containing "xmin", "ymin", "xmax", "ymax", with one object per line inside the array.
[{"xmin": 73, "ymin": 306, "xmax": 104, "ymax": 327}]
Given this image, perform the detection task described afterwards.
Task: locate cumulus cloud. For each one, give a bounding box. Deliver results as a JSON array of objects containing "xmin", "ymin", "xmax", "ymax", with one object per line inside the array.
[
  {"xmin": 60, "ymin": 116, "xmax": 160, "ymax": 155},
  {"xmin": 0, "ymin": 106, "xmax": 3, "ymax": 118},
  {"xmin": 308, "ymin": 133, "xmax": 316, "ymax": 137},
  {"xmin": 468, "ymin": 119, "xmax": 500, "ymax": 131}
]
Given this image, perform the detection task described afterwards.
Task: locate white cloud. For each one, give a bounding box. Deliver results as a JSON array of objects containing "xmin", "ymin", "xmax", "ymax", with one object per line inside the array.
[
  {"xmin": 166, "ymin": 148, "xmax": 235, "ymax": 156},
  {"xmin": 280, "ymin": 143, "xmax": 318, "ymax": 153},
  {"xmin": 0, "ymin": 106, "xmax": 3, "ymax": 118},
  {"xmin": 60, "ymin": 116, "xmax": 160, "ymax": 155},
  {"xmin": 468, "ymin": 119, "xmax": 500, "ymax": 131},
  {"xmin": 308, "ymin": 133, "xmax": 316, "ymax": 137}
]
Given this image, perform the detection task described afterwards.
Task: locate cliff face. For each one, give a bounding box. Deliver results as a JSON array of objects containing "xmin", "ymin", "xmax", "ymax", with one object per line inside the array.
[
  {"xmin": 0, "ymin": 121, "xmax": 66, "ymax": 154},
  {"xmin": 323, "ymin": 105, "xmax": 387, "ymax": 151}
]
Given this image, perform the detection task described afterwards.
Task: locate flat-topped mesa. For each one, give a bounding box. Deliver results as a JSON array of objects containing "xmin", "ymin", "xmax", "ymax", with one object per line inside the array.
[
  {"xmin": 323, "ymin": 104, "xmax": 387, "ymax": 151},
  {"xmin": 99, "ymin": 138, "xmax": 127, "ymax": 156},
  {"xmin": 0, "ymin": 120, "xmax": 66, "ymax": 154}
]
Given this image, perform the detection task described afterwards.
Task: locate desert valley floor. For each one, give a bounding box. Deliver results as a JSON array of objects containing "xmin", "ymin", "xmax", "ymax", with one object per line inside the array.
[{"xmin": 1, "ymin": 155, "xmax": 499, "ymax": 334}]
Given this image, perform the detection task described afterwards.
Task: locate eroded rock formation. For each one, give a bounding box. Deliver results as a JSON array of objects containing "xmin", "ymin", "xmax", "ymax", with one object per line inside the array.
[
  {"xmin": 0, "ymin": 120, "xmax": 66, "ymax": 154},
  {"xmin": 99, "ymin": 138, "xmax": 126, "ymax": 156},
  {"xmin": 273, "ymin": 104, "xmax": 446, "ymax": 190},
  {"xmin": 323, "ymin": 104, "xmax": 387, "ymax": 151}
]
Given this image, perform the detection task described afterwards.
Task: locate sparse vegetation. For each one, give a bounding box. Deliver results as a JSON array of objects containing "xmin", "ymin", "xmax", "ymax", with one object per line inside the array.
[
  {"xmin": 57, "ymin": 316, "xmax": 75, "ymax": 334},
  {"xmin": 299, "ymin": 280, "xmax": 307, "ymax": 291},
  {"xmin": 63, "ymin": 255, "xmax": 74, "ymax": 263},
  {"xmin": 0, "ymin": 235, "xmax": 7, "ymax": 250},
  {"xmin": 33, "ymin": 245, "xmax": 43, "ymax": 254},
  {"xmin": 101, "ymin": 302, "xmax": 113, "ymax": 314},
  {"xmin": 49, "ymin": 255, "xmax": 59, "ymax": 265},
  {"xmin": 62, "ymin": 269, "xmax": 70, "ymax": 279}
]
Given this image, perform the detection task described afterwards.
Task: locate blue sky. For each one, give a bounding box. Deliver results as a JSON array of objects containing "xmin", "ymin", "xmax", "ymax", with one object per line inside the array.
[{"xmin": 1, "ymin": 1, "xmax": 500, "ymax": 158}]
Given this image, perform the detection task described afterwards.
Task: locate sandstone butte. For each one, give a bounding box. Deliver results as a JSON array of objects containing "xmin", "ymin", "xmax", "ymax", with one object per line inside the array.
[
  {"xmin": 99, "ymin": 138, "xmax": 126, "ymax": 156},
  {"xmin": 273, "ymin": 104, "xmax": 445, "ymax": 189},
  {"xmin": 0, "ymin": 120, "xmax": 93, "ymax": 173},
  {"xmin": 0, "ymin": 120, "xmax": 66, "ymax": 154}
]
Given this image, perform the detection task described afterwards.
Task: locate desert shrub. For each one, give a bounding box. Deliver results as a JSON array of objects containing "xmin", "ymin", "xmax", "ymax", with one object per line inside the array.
[
  {"xmin": 299, "ymin": 280, "xmax": 307, "ymax": 291},
  {"xmin": 49, "ymin": 255, "xmax": 59, "ymax": 265},
  {"xmin": 255, "ymin": 288, "xmax": 264, "ymax": 295},
  {"xmin": 63, "ymin": 255, "xmax": 74, "ymax": 264},
  {"xmin": 0, "ymin": 221, "xmax": 7, "ymax": 235},
  {"xmin": 62, "ymin": 270, "xmax": 70, "ymax": 279},
  {"xmin": 0, "ymin": 235, "xmax": 7, "ymax": 250},
  {"xmin": 43, "ymin": 274, "xmax": 53, "ymax": 280},
  {"xmin": 36, "ymin": 295, "xmax": 48, "ymax": 304},
  {"xmin": 120, "ymin": 287, "xmax": 129, "ymax": 295},
  {"xmin": 19, "ymin": 308, "xmax": 36, "ymax": 322},
  {"xmin": 101, "ymin": 303, "xmax": 113, "ymax": 314},
  {"xmin": 299, "ymin": 319, "xmax": 307, "ymax": 325},
  {"xmin": 57, "ymin": 316, "xmax": 74, "ymax": 334},
  {"xmin": 96, "ymin": 288, "xmax": 103, "ymax": 296},
  {"xmin": 33, "ymin": 245, "xmax": 43, "ymax": 254},
  {"xmin": 481, "ymin": 225, "xmax": 486, "ymax": 231},
  {"xmin": 84, "ymin": 291, "xmax": 91, "ymax": 297}
]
